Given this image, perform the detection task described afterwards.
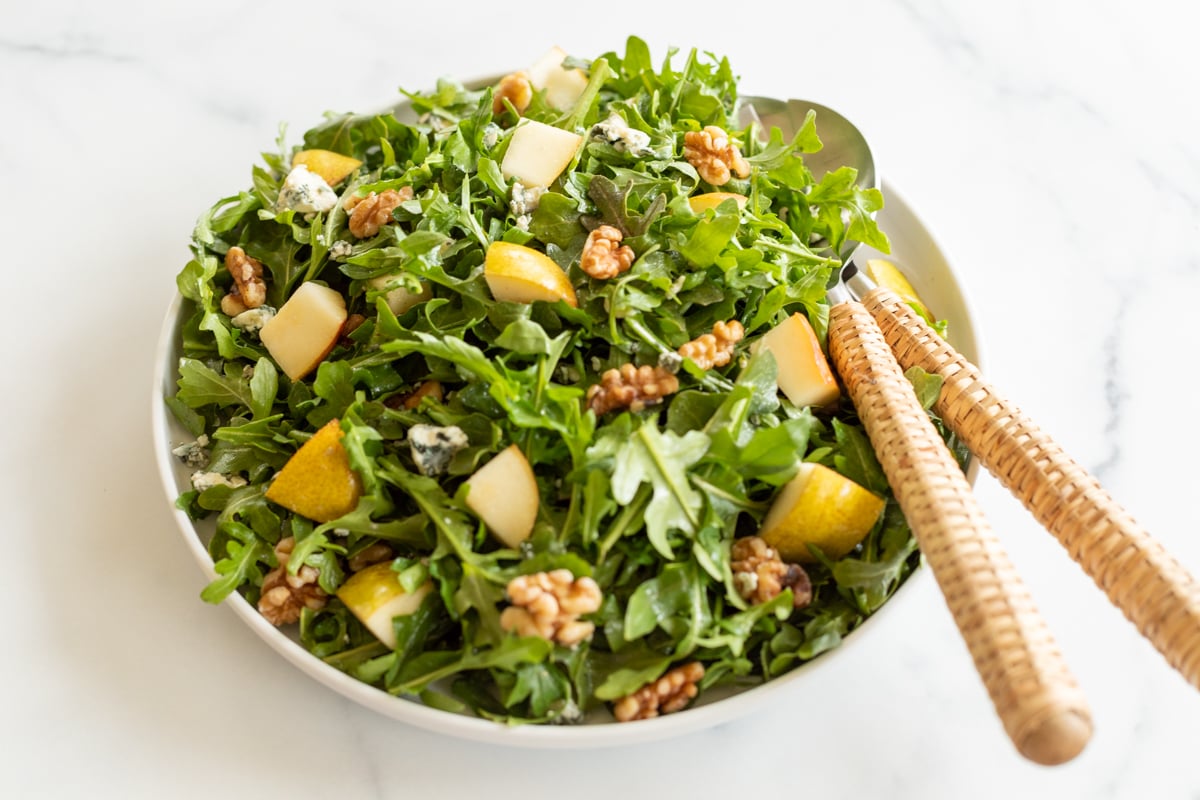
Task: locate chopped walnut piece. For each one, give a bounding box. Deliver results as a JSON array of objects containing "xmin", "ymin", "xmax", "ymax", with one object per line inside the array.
[
  {"xmin": 731, "ymin": 536, "xmax": 812, "ymax": 608},
  {"xmin": 499, "ymin": 569, "xmax": 602, "ymax": 647},
  {"xmin": 339, "ymin": 313, "xmax": 367, "ymax": 342},
  {"xmin": 346, "ymin": 187, "xmax": 413, "ymax": 238},
  {"xmin": 347, "ymin": 542, "xmax": 393, "ymax": 573},
  {"xmin": 493, "ymin": 71, "xmax": 533, "ymax": 116},
  {"xmin": 220, "ymin": 292, "xmax": 249, "ymax": 317},
  {"xmin": 402, "ymin": 380, "xmax": 445, "ymax": 410},
  {"xmin": 384, "ymin": 380, "xmax": 445, "ymax": 411},
  {"xmin": 224, "ymin": 246, "xmax": 267, "ymax": 311},
  {"xmin": 586, "ymin": 364, "xmax": 680, "ymax": 416},
  {"xmin": 258, "ymin": 537, "xmax": 327, "ymax": 626},
  {"xmin": 683, "ymin": 125, "xmax": 751, "ymax": 186},
  {"xmin": 613, "ymin": 662, "xmax": 705, "ymax": 722},
  {"xmin": 580, "ymin": 225, "xmax": 636, "ymax": 280},
  {"xmin": 679, "ymin": 320, "xmax": 745, "ymax": 370}
]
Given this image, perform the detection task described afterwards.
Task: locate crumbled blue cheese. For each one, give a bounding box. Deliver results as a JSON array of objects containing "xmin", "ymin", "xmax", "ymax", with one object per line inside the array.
[
  {"xmin": 510, "ymin": 181, "xmax": 545, "ymax": 231},
  {"xmin": 734, "ymin": 571, "xmax": 758, "ymax": 598},
  {"xmin": 275, "ymin": 164, "xmax": 338, "ymax": 214},
  {"xmin": 407, "ymin": 424, "xmax": 469, "ymax": 476},
  {"xmin": 231, "ymin": 305, "xmax": 276, "ymax": 335},
  {"xmin": 590, "ymin": 113, "xmax": 652, "ymax": 155},
  {"xmin": 190, "ymin": 470, "xmax": 248, "ymax": 492},
  {"xmin": 172, "ymin": 434, "xmax": 210, "ymax": 468},
  {"xmin": 657, "ymin": 351, "xmax": 683, "ymax": 374},
  {"xmin": 554, "ymin": 363, "xmax": 582, "ymax": 385},
  {"xmin": 552, "ymin": 699, "xmax": 584, "ymax": 725},
  {"xmin": 481, "ymin": 122, "xmax": 502, "ymax": 150},
  {"xmin": 329, "ymin": 240, "xmax": 354, "ymax": 260}
]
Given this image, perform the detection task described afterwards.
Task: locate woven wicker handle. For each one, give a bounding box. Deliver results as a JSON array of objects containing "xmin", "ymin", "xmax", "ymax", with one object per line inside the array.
[
  {"xmin": 862, "ymin": 285, "xmax": 1200, "ymax": 690},
  {"xmin": 828, "ymin": 299, "xmax": 1092, "ymax": 765}
]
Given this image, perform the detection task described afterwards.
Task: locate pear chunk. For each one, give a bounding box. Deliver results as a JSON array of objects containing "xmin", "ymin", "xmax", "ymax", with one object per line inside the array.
[
  {"xmin": 755, "ymin": 312, "xmax": 840, "ymax": 409},
  {"xmin": 259, "ymin": 282, "xmax": 347, "ymax": 381},
  {"xmin": 291, "ymin": 149, "xmax": 363, "ymax": 186},
  {"xmin": 463, "ymin": 444, "xmax": 540, "ymax": 548},
  {"xmin": 526, "ymin": 46, "xmax": 589, "ymax": 111},
  {"xmin": 484, "ymin": 241, "xmax": 578, "ymax": 307},
  {"xmin": 760, "ymin": 462, "xmax": 885, "ymax": 562},
  {"xmin": 336, "ymin": 562, "xmax": 433, "ymax": 649},
  {"xmin": 500, "ymin": 119, "xmax": 582, "ymax": 188},
  {"xmin": 865, "ymin": 258, "xmax": 933, "ymax": 320},
  {"xmin": 367, "ymin": 273, "xmax": 433, "ymax": 316},
  {"xmin": 265, "ymin": 419, "xmax": 362, "ymax": 523},
  {"xmin": 688, "ymin": 192, "xmax": 747, "ymax": 213}
]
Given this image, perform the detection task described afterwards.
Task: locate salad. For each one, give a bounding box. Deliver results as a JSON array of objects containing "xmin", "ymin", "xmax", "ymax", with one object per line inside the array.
[{"xmin": 167, "ymin": 37, "xmax": 962, "ymax": 725}]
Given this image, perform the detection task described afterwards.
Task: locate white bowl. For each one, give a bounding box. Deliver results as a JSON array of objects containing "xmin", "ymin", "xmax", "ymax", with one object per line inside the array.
[{"xmin": 152, "ymin": 178, "xmax": 979, "ymax": 747}]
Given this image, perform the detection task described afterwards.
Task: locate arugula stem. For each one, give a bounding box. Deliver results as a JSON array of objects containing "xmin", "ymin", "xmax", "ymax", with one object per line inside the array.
[
  {"xmin": 666, "ymin": 49, "xmax": 696, "ymax": 117},
  {"xmin": 562, "ymin": 57, "xmax": 613, "ymax": 131},
  {"xmin": 690, "ymin": 475, "xmax": 766, "ymax": 512},
  {"xmin": 636, "ymin": 425, "xmax": 700, "ymax": 531},
  {"xmin": 460, "ymin": 180, "xmax": 489, "ymax": 249},
  {"xmin": 597, "ymin": 484, "xmax": 651, "ymax": 562},
  {"xmin": 558, "ymin": 483, "xmax": 582, "ymax": 544}
]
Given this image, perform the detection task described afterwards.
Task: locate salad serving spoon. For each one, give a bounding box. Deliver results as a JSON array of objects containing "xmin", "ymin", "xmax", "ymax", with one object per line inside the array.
[{"xmin": 741, "ymin": 96, "xmax": 1200, "ymax": 764}]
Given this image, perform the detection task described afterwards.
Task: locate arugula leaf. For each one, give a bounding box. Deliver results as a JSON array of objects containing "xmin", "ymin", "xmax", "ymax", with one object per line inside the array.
[
  {"xmin": 176, "ymin": 358, "xmax": 253, "ymax": 411},
  {"xmin": 593, "ymin": 423, "xmax": 709, "ymax": 559},
  {"xmin": 624, "ymin": 562, "xmax": 693, "ymax": 640},
  {"xmin": 201, "ymin": 521, "xmax": 270, "ymax": 604},
  {"xmin": 905, "ymin": 365, "xmax": 944, "ymax": 410},
  {"xmin": 831, "ymin": 418, "xmax": 889, "ymax": 495}
]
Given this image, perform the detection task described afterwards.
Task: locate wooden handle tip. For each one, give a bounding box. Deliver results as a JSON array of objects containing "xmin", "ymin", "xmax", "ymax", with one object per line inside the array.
[{"xmin": 1016, "ymin": 707, "xmax": 1093, "ymax": 766}]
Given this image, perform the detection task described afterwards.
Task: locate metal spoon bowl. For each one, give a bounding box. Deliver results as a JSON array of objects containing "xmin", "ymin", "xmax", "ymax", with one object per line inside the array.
[{"xmin": 740, "ymin": 96, "xmax": 877, "ymax": 194}]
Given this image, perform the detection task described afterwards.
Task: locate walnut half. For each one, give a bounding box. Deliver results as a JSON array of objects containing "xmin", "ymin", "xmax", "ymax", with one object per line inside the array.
[
  {"xmin": 580, "ymin": 225, "xmax": 635, "ymax": 280},
  {"xmin": 499, "ymin": 570, "xmax": 602, "ymax": 647},
  {"xmin": 678, "ymin": 320, "xmax": 745, "ymax": 370},
  {"xmin": 493, "ymin": 71, "xmax": 533, "ymax": 116},
  {"xmin": 346, "ymin": 187, "xmax": 413, "ymax": 239},
  {"xmin": 731, "ymin": 536, "xmax": 812, "ymax": 608},
  {"xmin": 612, "ymin": 661, "xmax": 705, "ymax": 722},
  {"xmin": 222, "ymin": 246, "xmax": 267, "ymax": 313},
  {"xmin": 586, "ymin": 364, "xmax": 680, "ymax": 416},
  {"xmin": 257, "ymin": 537, "xmax": 327, "ymax": 626},
  {"xmin": 683, "ymin": 126, "xmax": 750, "ymax": 186}
]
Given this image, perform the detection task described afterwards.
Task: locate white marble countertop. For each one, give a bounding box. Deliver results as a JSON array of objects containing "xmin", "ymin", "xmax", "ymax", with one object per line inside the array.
[{"xmin": 4, "ymin": 1, "xmax": 1199, "ymax": 797}]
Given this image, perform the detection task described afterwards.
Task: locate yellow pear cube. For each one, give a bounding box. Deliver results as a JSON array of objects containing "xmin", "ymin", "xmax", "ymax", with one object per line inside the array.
[
  {"xmin": 755, "ymin": 312, "xmax": 840, "ymax": 408},
  {"xmin": 760, "ymin": 462, "xmax": 886, "ymax": 562},
  {"xmin": 688, "ymin": 192, "xmax": 747, "ymax": 213},
  {"xmin": 291, "ymin": 149, "xmax": 363, "ymax": 186},
  {"xmin": 526, "ymin": 46, "xmax": 589, "ymax": 110},
  {"xmin": 865, "ymin": 258, "xmax": 931, "ymax": 319},
  {"xmin": 265, "ymin": 419, "xmax": 363, "ymax": 523},
  {"xmin": 463, "ymin": 444, "xmax": 540, "ymax": 549},
  {"xmin": 484, "ymin": 241, "xmax": 578, "ymax": 307},
  {"xmin": 260, "ymin": 281, "xmax": 347, "ymax": 381},
  {"xmin": 500, "ymin": 119, "xmax": 583, "ymax": 188},
  {"xmin": 337, "ymin": 562, "xmax": 433, "ymax": 649},
  {"xmin": 367, "ymin": 273, "xmax": 433, "ymax": 316}
]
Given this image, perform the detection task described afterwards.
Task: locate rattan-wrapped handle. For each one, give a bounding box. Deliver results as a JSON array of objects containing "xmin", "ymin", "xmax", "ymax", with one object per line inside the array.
[
  {"xmin": 862, "ymin": 285, "xmax": 1200, "ymax": 690},
  {"xmin": 828, "ymin": 298, "xmax": 1092, "ymax": 765}
]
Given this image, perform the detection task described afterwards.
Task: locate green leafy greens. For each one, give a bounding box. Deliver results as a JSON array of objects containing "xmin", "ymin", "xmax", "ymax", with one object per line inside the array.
[{"xmin": 167, "ymin": 37, "xmax": 954, "ymax": 726}]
